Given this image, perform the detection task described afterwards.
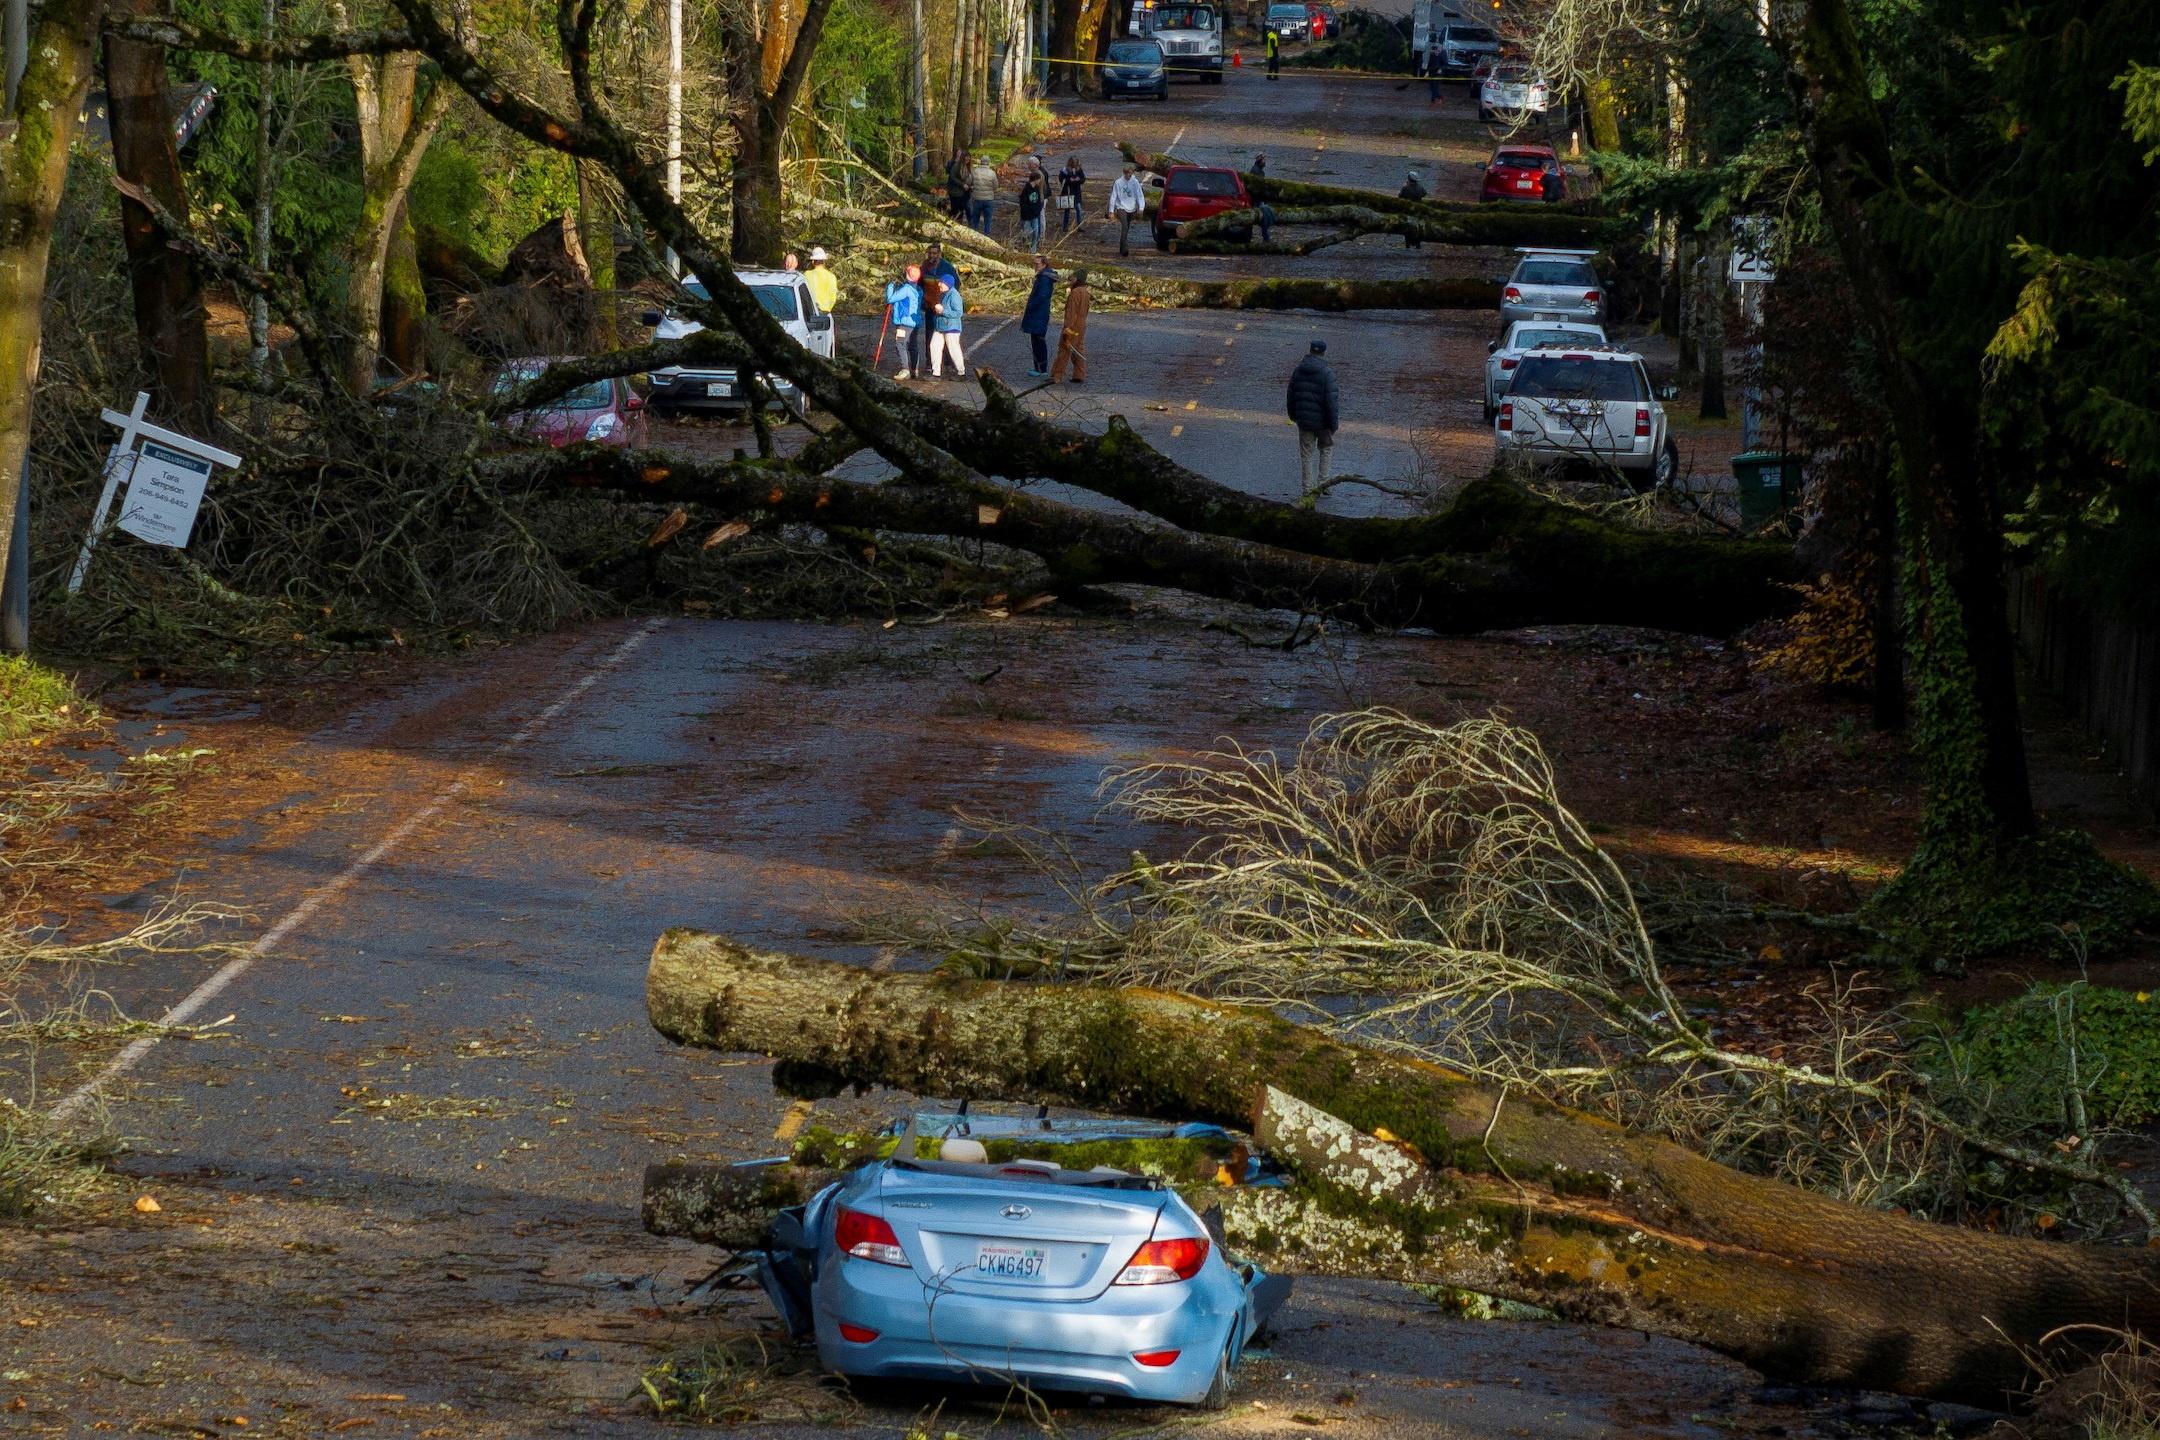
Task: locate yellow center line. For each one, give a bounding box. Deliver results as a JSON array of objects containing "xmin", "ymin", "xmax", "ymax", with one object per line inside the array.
[
  {"xmin": 1170, "ymin": 424, "xmax": 1184, "ymax": 437},
  {"xmin": 1184, "ymin": 399, "xmax": 1198, "ymax": 410},
  {"xmin": 1212, "ymin": 356, "xmax": 1226, "ymax": 366},
  {"xmin": 773, "ymin": 1098, "xmax": 816, "ymax": 1141},
  {"xmin": 1234, "ymin": 322, "xmax": 1246, "ymax": 331}
]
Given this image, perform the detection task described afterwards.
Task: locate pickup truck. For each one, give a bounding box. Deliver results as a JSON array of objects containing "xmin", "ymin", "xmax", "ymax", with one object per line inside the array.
[{"xmin": 639, "ymin": 269, "xmax": 835, "ymax": 415}]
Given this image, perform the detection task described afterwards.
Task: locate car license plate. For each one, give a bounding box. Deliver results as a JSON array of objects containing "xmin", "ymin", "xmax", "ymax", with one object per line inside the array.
[
  {"xmin": 975, "ymin": 1244, "xmax": 1048, "ymax": 1280},
  {"xmin": 1517, "ymin": 179, "xmax": 1533, "ymax": 189},
  {"xmin": 706, "ymin": 382, "xmax": 730, "ymax": 397}
]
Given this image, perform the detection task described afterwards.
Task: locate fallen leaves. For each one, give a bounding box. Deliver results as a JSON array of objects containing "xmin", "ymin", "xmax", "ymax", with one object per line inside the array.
[{"xmin": 132, "ymin": 1196, "xmax": 161, "ymax": 1214}]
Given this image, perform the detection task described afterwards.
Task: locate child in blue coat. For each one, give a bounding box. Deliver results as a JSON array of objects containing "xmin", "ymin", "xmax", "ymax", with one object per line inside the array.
[
  {"xmin": 930, "ymin": 280, "xmax": 966, "ymax": 379},
  {"xmin": 884, "ymin": 264, "xmax": 924, "ymax": 379},
  {"xmin": 1021, "ymin": 256, "xmax": 1056, "ymax": 378}
]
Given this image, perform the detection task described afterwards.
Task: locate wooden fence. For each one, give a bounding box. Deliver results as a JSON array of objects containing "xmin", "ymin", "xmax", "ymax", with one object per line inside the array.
[{"xmin": 2009, "ymin": 572, "xmax": 2160, "ymax": 813}]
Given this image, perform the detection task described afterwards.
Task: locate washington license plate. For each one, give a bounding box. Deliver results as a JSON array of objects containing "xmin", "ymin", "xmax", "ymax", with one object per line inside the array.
[
  {"xmin": 975, "ymin": 1244, "xmax": 1048, "ymax": 1280},
  {"xmin": 706, "ymin": 382, "xmax": 730, "ymax": 397}
]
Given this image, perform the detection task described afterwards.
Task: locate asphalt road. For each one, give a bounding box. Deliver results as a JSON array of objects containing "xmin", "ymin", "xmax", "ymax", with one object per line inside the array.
[{"xmin": 4, "ymin": 60, "xmax": 1793, "ymax": 1440}]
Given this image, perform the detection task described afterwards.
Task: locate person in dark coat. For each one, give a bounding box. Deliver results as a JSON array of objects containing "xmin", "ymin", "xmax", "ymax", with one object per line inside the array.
[
  {"xmin": 1021, "ymin": 255, "xmax": 1057, "ymax": 377},
  {"xmin": 1398, "ymin": 170, "xmax": 1426, "ymax": 247},
  {"xmin": 1540, "ymin": 162, "xmax": 1564, "ymax": 203},
  {"xmin": 1285, "ymin": 339, "xmax": 1341, "ymax": 493},
  {"xmin": 946, "ymin": 152, "xmax": 970, "ymax": 218}
]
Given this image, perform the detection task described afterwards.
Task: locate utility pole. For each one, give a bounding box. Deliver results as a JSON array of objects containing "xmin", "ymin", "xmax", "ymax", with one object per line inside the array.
[
  {"xmin": 665, "ymin": 0, "xmax": 683, "ymax": 276},
  {"xmin": 909, "ymin": 0, "xmax": 927, "ymax": 176}
]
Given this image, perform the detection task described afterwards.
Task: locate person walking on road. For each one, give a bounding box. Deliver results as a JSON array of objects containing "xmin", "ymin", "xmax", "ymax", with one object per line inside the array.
[
  {"xmin": 1397, "ymin": 173, "xmax": 1426, "ymax": 248},
  {"xmin": 1264, "ymin": 25, "xmax": 1281, "ymax": 79},
  {"xmin": 946, "ymin": 152, "xmax": 970, "ymax": 218},
  {"xmin": 1109, "ymin": 164, "xmax": 1147, "ymax": 257},
  {"xmin": 804, "ymin": 245, "xmax": 839, "ymax": 312},
  {"xmin": 968, "ymin": 155, "xmax": 999, "ymax": 236},
  {"xmin": 930, "ymin": 276, "xmax": 967, "ymax": 379},
  {"xmin": 1050, "ymin": 267, "xmax": 1090, "ymax": 383},
  {"xmin": 884, "ymin": 263, "xmax": 924, "ymax": 379},
  {"xmin": 1424, "ymin": 48, "xmax": 1442, "ymax": 102},
  {"xmin": 1252, "ymin": 152, "xmax": 1267, "ymax": 178},
  {"xmin": 1021, "ymin": 255, "xmax": 1056, "ymax": 377},
  {"xmin": 1057, "ymin": 155, "xmax": 1086, "ymax": 233},
  {"xmin": 1018, "ymin": 166, "xmax": 1047, "ymax": 252},
  {"xmin": 1286, "ymin": 340, "xmax": 1340, "ymax": 493}
]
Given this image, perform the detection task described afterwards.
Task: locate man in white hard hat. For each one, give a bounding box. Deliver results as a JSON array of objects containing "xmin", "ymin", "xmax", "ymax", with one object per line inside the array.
[{"xmin": 803, "ymin": 246, "xmax": 839, "ymax": 315}]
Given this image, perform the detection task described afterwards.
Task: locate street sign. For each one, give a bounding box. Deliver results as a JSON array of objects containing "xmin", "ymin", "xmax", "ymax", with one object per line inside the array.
[
  {"xmin": 1730, "ymin": 215, "xmax": 1777, "ymax": 284},
  {"xmin": 115, "ymin": 440, "xmax": 215, "ymax": 548},
  {"xmin": 67, "ymin": 393, "xmax": 243, "ymax": 595}
]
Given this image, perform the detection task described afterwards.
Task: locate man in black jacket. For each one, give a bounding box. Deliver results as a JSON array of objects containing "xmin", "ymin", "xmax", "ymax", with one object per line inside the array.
[{"xmin": 1285, "ymin": 340, "xmax": 1340, "ymax": 494}]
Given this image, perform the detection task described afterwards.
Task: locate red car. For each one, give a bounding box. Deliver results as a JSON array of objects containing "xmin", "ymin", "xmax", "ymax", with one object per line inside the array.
[
  {"xmin": 1480, "ymin": 142, "xmax": 1567, "ymax": 204},
  {"xmin": 493, "ymin": 357, "xmax": 650, "ymax": 449},
  {"xmin": 1151, "ymin": 165, "xmax": 1254, "ymax": 249}
]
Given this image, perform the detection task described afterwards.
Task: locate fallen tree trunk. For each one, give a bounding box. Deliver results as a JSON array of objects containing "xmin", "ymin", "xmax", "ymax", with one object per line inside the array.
[
  {"xmin": 645, "ymin": 933, "xmax": 2160, "ymax": 1407},
  {"xmin": 1171, "ymin": 203, "xmax": 1612, "ymax": 256},
  {"xmin": 486, "ymin": 446, "xmax": 1797, "ymax": 633}
]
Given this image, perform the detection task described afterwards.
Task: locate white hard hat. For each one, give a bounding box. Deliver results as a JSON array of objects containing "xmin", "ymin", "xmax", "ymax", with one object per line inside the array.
[{"xmin": 809, "ymin": 246, "xmax": 830, "ymax": 262}]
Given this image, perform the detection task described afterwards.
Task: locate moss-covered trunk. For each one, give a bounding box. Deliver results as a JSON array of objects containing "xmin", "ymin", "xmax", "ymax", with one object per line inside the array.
[
  {"xmin": 644, "ymin": 933, "xmax": 2160, "ymax": 1407},
  {"xmin": 0, "ymin": 0, "xmax": 102, "ymax": 584}
]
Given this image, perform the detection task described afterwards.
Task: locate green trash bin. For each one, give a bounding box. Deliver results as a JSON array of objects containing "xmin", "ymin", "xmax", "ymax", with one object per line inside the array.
[{"xmin": 1731, "ymin": 451, "xmax": 1802, "ymax": 529}]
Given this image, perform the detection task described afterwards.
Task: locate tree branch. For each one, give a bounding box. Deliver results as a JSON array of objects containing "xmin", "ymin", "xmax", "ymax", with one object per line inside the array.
[{"xmin": 99, "ymin": 15, "xmax": 418, "ymax": 61}]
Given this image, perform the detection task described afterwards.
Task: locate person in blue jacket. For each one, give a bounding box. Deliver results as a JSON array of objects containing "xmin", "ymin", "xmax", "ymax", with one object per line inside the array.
[
  {"xmin": 1021, "ymin": 256, "xmax": 1056, "ymax": 378},
  {"xmin": 884, "ymin": 264, "xmax": 924, "ymax": 380},
  {"xmin": 929, "ymin": 278, "xmax": 966, "ymax": 379}
]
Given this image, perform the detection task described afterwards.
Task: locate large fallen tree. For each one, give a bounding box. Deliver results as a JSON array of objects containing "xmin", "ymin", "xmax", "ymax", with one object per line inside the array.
[{"xmin": 644, "ymin": 932, "xmax": 2160, "ymax": 1409}]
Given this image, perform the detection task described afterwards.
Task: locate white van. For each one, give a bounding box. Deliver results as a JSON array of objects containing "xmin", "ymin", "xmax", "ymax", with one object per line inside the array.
[{"xmin": 641, "ymin": 269, "xmax": 835, "ymax": 414}]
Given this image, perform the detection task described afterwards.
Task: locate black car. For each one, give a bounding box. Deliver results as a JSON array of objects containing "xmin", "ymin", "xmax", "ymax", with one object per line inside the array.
[{"xmin": 1103, "ymin": 39, "xmax": 1170, "ymax": 100}]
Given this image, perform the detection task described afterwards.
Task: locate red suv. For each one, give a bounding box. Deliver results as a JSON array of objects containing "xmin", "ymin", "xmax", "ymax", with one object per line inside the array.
[
  {"xmin": 1151, "ymin": 165, "xmax": 1254, "ymax": 249},
  {"xmin": 1480, "ymin": 142, "xmax": 1567, "ymax": 203}
]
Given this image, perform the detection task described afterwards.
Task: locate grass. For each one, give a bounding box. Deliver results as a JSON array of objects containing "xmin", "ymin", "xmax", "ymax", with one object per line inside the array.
[
  {"xmin": 0, "ymin": 655, "xmax": 88, "ymax": 743},
  {"xmin": 0, "ymin": 1098, "xmax": 117, "ymax": 1220},
  {"xmin": 635, "ymin": 1331, "xmax": 851, "ymax": 1424}
]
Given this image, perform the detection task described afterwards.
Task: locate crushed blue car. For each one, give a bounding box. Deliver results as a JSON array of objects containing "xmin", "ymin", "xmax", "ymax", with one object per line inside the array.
[{"xmin": 746, "ymin": 1111, "xmax": 1292, "ymax": 1407}]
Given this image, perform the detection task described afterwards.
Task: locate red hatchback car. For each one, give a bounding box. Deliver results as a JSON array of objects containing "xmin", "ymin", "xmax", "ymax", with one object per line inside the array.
[
  {"xmin": 1151, "ymin": 165, "xmax": 1254, "ymax": 249},
  {"xmin": 1480, "ymin": 142, "xmax": 1567, "ymax": 204},
  {"xmin": 493, "ymin": 357, "xmax": 650, "ymax": 450}
]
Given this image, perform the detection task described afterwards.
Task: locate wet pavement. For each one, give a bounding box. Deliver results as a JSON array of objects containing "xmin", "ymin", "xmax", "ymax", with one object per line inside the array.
[{"xmin": 1, "ymin": 41, "xmax": 1902, "ymax": 1440}]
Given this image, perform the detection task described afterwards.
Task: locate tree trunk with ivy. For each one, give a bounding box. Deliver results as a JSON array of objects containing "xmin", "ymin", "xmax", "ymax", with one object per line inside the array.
[
  {"xmin": 334, "ymin": 32, "xmax": 451, "ymax": 393},
  {"xmin": 643, "ymin": 933, "xmax": 2160, "ymax": 1408}
]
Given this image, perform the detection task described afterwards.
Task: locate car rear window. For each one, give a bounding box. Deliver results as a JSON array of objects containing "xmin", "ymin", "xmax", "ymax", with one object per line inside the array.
[
  {"xmin": 1514, "ymin": 259, "xmax": 1595, "ymax": 286},
  {"xmin": 1110, "ymin": 41, "xmax": 1161, "ymax": 60},
  {"xmin": 1495, "ymin": 151, "xmax": 1552, "ymax": 171},
  {"xmin": 1269, "ymin": 5, "xmax": 1306, "ymax": 17},
  {"xmin": 1446, "ymin": 25, "xmax": 1498, "ymax": 42},
  {"xmin": 1168, "ymin": 170, "xmax": 1241, "ymax": 196},
  {"xmin": 1512, "ymin": 356, "xmax": 1645, "ymax": 401},
  {"xmin": 1512, "ymin": 327, "xmax": 1593, "ymax": 350}
]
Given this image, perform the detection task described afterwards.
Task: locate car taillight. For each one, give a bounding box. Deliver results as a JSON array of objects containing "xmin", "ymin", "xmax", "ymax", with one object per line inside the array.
[
  {"xmin": 1115, "ymin": 1236, "xmax": 1209, "ymax": 1284},
  {"xmin": 1498, "ymin": 400, "xmax": 1513, "ymax": 431},
  {"xmin": 1133, "ymin": 1350, "xmax": 1182, "ymax": 1367},
  {"xmin": 837, "ymin": 1323, "xmax": 880, "ymax": 1343},
  {"xmin": 1583, "ymin": 290, "xmax": 1601, "ymax": 304},
  {"xmin": 1503, "ymin": 285, "xmax": 1522, "ymax": 302},
  {"xmin": 834, "ymin": 1207, "xmax": 908, "ymax": 1266},
  {"xmin": 1499, "ymin": 357, "xmax": 1518, "ymax": 370},
  {"xmin": 1634, "ymin": 405, "xmax": 1650, "ymax": 437}
]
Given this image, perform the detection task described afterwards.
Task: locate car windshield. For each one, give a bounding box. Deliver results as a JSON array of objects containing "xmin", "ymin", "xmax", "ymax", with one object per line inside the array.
[
  {"xmin": 1511, "ymin": 327, "xmax": 1595, "ymax": 350},
  {"xmin": 1512, "ymin": 356, "xmax": 1645, "ymax": 401},
  {"xmin": 492, "ymin": 366, "xmax": 611, "ymax": 410},
  {"xmin": 679, "ymin": 277, "xmax": 799, "ymax": 323},
  {"xmin": 1156, "ymin": 5, "xmax": 1213, "ymax": 27},
  {"xmin": 1109, "ymin": 41, "xmax": 1161, "ymax": 60},
  {"xmin": 1446, "ymin": 25, "xmax": 1498, "ymax": 42},
  {"xmin": 1269, "ymin": 5, "xmax": 1306, "ymax": 17},
  {"xmin": 1515, "ymin": 259, "xmax": 1595, "ymax": 286},
  {"xmin": 1494, "ymin": 151, "xmax": 1552, "ymax": 171},
  {"xmin": 1489, "ymin": 63, "xmax": 1533, "ymax": 80},
  {"xmin": 1168, "ymin": 170, "xmax": 1240, "ymax": 196}
]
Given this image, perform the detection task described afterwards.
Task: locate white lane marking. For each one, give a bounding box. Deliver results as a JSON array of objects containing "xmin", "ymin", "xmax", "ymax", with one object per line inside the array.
[
  {"xmin": 965, "ymin": 314, "xmax": 1020, "ymax": 363},
  {"xmin": 1168, "ymin": 125, "xmax": 1188, "ymax": 154},
  {"xmin": 46, "ymin": 618, "xmax": 669, "ymax": 1124}
]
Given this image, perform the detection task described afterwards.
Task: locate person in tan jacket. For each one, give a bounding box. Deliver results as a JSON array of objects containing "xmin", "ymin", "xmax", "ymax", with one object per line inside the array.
[{"xmin": 1049, "ymin": 269, "xmax": 1090, "ymax": 383}]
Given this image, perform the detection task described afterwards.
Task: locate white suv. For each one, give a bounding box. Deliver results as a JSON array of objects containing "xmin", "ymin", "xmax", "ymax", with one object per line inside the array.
[
  {"xmin": 1494, "ymin": 347, "xmax": 1678, "ymax": 488},
  {"xmin": 641, "ymin": 269, "xmax": 835, "ymax": 414}
]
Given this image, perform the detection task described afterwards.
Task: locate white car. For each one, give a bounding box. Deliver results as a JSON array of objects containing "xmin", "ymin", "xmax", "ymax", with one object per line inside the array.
[
  {"xmin": 1495, "ymin": 346, "xmax": 1678, "ymax": 488},
  {"xmin": 1500, "ymin": 247, "xmax": 1606, "ymax": 326},
  {"xmin": 1483, "ymin": 319, "xmax": 1607, "ymax": 421},
  {"xmin": 1477, "ymin": 63, "xmax": 1552, "ymax": 120},
  {"xmin": 641, "ymin": 269, "xmax": 835, "ymax": 414}
]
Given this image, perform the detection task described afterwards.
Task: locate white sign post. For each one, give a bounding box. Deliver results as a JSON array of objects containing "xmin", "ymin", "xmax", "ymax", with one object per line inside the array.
[{"xmin": 67, "ymin": 392, "xmax": 243, "ymax": 596}]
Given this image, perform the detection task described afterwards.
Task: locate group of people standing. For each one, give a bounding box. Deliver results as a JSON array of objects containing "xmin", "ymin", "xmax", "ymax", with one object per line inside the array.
[
  {"xmin": 877, "ymin": 247, "xmax": 1091, "ymax": 385},
  {"xmin": 946, "ymin": 151, "xmax": 1089, "ymax": 244}
]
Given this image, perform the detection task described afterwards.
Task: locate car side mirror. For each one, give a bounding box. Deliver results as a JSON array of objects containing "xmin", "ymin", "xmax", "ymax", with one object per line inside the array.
[
  {"xmin": 1148, "ymin": 175, "xmax": 1165, "ymax": 188},
  {"xmin": 809, "ymin": 311, "xmax": 833, "ymax": 331},
  {"xmin": 639, "ymin": 309, "xmax": 663, "ymax": 327},
  {"xmin": 623, "ymin": 392, "xmax": 645, "ymax": 411},
  {"xmin": 1486, "ymin": 341, "xmax": 1498, "ymax": 353}
]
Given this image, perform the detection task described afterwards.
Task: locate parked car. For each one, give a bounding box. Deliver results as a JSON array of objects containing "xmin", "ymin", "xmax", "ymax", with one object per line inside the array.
[
  {"xmin": 1480, "ymin": 142, "xmax": 1567, "ymax": 203},
  {"xmin": 1495, "ymin": 346, "xmax": 1677, "ymax": 487},
  {"xmin": 751, "ymin": 1115, "xmax": 1293, "ymax": 1408},
  {"xmin": 1478, "ymin": 61, "xmax": 1552, "ymax": 119},
  {"xmin": 639, "ymin": 269, "xmax": 835, "ymax": 414},
  {"xmin": 1104, "ymin": 39, "xmax": 1171, "ymax": 98},
  {"xmin": 1266, "ymin": 2, "xmax": 1311, "ymax": 39},
  {"xmin": 491, "ymin": 358, "xmax": 648, "ymax": 449},
  {"xmin": 1305, "ymin": 3, "xmax": 1335, "ymax": 39},
  {"xmin": 1432, "ymin": 18, "xmax": 1500, "ymax": 74},
  {"xmin": 1151, "ymin": 164, "xmax": 1254, "ymax": 248},
  {"xmin": 1483, "ymin": 319, "xmax": 1608, "ymax": 421},
  {"xmin": 1499, "ymin": 247, "xmax": 1604, "ymax": 324}
]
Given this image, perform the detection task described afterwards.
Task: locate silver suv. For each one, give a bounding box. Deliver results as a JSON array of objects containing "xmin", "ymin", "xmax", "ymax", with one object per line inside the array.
[
  {"xmin": 1495, "ymin": 347, "xmax": 1678, "ymax": 488},
  {"xmin": 1500, "ymin": 248, "xmax": 1606, "ymax": 326}
]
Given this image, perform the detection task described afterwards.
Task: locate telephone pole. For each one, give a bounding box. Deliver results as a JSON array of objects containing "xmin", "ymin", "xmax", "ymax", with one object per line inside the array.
[{"xmin": 665, "ymin": 0, "xmax": 683, "ymax": 275}]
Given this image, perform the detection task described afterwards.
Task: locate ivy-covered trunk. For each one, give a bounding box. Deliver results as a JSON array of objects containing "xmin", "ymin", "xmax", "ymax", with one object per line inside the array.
[
  {"xmin": 0, "ymin": 0, "xmax": 103, "ymax": 598},
  {"xmin": 334, "ymin": 38, "xmax": 449, "ymax": 394}
]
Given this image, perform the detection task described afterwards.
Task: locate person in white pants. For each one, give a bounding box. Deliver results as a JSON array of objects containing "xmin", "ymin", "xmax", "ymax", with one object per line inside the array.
[{"xmin": 929, "ymin": 280, "xmax": 966, "ymax": 378}]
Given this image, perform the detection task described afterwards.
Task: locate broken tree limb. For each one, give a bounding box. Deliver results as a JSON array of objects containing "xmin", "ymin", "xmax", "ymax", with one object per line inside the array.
[
  {"xmin": 644, "ymin": 934, "xmax": 2160, "ymax": 1407},
  {"xmin": 1172, "ymin": 203, "xmax": 1613, "ymax": 256},
  {"xmin": 644, "ymin": 1160, "xmax": 842, "ymax": 1246}
]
